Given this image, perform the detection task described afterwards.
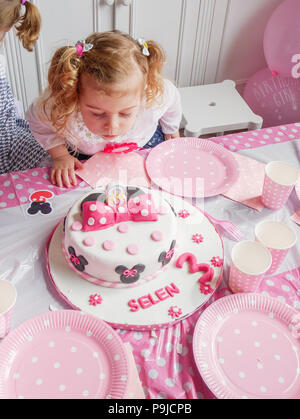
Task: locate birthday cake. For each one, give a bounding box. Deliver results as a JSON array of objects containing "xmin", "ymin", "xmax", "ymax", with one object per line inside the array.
[
  {"xmin": 63, "ymin": 184, "xmax": 178, "ymax": 288},
  {"xmin": 48, "ymin": 184, "xmax": 224, "ymax": 329}
]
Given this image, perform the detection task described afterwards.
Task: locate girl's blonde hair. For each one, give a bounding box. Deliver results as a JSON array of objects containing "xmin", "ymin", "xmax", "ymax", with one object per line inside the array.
[
  {"xmin": 42, "ymin": 31, "xmax": 166, "ymax": 138},
  {"xmin": 0, "ymin": 0, "xmax": 41, "ymax": 51}
]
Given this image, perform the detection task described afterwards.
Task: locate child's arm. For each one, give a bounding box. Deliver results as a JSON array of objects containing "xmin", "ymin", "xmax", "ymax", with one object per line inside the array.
[
  {"xmin": 164, "ymin": 131, "xmax": 180, "ymax": 140},
  {"xmin": 159, "ymin": 80, "xmax": 182, "ymax": 140},
  {"xmin": 26, "ymin": 102, "xmax": 83, "ymax": 188},
  {"xmin": 48, "ymin": 145, "xmax": 83, "ymax": 188}
]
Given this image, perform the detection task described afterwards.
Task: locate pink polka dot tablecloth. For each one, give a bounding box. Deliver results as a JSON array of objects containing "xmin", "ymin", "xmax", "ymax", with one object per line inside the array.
[
  {"xmin": 1, "ymin": 123, "xmax": 299, "ymax": 212},
  {"xmin": 0, "ymin": 167, "xmax": 88, "ymax": 210},
  {"xmin": 113, "ymin": 267, "xmax": 300, "ymax": 399},
  {"xmin": 1, "ymin": 123, "xmax": 300, "ymax": 399},
  {"xmin": 210, "ymin": 122, "xmax": 300, "ymax": 152}
]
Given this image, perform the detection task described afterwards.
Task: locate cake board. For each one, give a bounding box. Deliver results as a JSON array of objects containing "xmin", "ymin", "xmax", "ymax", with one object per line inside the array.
[{"xmin": 46, "ymin": 193, "xmax": 224, "ymax": 330}]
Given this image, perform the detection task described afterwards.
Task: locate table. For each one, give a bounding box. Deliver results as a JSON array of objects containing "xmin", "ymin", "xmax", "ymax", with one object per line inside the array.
[{"xmin": 0, "ymin": 123, "xmax": 299, "ymax": 399}]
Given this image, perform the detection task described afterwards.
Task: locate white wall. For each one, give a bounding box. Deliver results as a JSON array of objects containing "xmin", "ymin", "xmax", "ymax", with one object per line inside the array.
[
  {"xmin": 2, "ymin": 0, "xmax": 283, "ymax": 111},
  {"xmin": 217, "ymin": 0, "xmax": 282, "ymax": 89}
]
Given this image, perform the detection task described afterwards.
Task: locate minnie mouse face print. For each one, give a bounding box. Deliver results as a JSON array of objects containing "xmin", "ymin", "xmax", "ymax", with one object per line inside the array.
[{"xmin": 27, "ymin": 190, "xmax": 54, "ymax": 216}]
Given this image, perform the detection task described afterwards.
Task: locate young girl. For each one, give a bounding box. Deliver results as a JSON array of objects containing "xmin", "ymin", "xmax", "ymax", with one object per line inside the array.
[
  {"xmin": 27, "ymin": 30, "xmax": 182, "ymax": 188},
  {"xmin": 0, "ymin": 0, "xmax": 47, "ymax": 174}
]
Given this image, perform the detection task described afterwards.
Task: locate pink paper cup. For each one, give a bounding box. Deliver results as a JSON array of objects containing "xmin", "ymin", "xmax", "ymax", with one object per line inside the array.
[
  {"xmin": 262, "ymin": 161, "xmax": 299, "ymax": 210},
  {"xmin": 255, "ymin": 220, "xmax": 297, "ymax": 275},
  {"xmin": 229, "ymin": 241, "xmax": 272, "ymax": 293},
  {"xmin": 0, "ymin": 280, "xmax": 17, "ymax": 339}
]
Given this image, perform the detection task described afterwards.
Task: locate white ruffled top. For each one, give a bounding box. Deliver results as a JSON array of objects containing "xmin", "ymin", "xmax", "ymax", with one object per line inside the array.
[{"xmin": 26, "ymin": 79, "xmax": 182, "ymax": 155}]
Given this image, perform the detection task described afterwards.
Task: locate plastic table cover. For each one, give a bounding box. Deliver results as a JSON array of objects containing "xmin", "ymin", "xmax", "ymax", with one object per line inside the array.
[{"xmin": 0, "ymin": 126, "xmax": 299, "ymax": 399}]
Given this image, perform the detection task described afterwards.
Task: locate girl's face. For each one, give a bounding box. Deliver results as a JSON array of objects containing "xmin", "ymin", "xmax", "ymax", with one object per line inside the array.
[{"xmin": 79, "ymin": 72, "xmax": 143, "ymax": 140}]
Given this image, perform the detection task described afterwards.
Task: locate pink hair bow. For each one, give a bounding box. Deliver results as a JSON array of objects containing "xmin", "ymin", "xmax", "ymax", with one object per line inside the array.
[
  {"xmin": 82, "ymin": 193, "xmax": 158, "ymax": 232},
  {"xmin": 75, "ymin": 40, "xmax": 93, "ymax": 57},
  {"xmin": 21, "ymin": 0, "xmax": 28, "ymax": 5}
]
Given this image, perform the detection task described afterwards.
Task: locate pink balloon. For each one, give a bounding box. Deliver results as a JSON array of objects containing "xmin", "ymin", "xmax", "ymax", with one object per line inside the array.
[
  {"xmin": 264, "ymin": 0, "xmax": 300, "ymax": 78},
  {"xmin": 243, "ymin": 67, "xmax": 300, "ymax": 128}
]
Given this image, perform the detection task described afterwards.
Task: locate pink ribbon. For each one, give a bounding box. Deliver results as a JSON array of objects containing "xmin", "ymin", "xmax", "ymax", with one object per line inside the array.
[
  {"xmin": 21, "ymin": 0, "xmax": 27, "ymax": 5},
  {"xmin": 166, "ymin": 248, "xmax": 175, "ymax": 259},
  {"xmin": 82, "ymin": 193, "xmax": 158, "ymax": 232},
  {"xmin": 76, "ymin": 44, "xmax": 83, "ymax": 57},
  {"xmin": 70, "ymin": 254, "xmax": 80, "ymax": 265},
  {"xmin": 123, "ymin": 269, "xmax": 138, "ymax": 278}
]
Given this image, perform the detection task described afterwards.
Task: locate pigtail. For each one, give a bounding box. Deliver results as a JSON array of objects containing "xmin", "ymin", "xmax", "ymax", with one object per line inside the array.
[
  {"xmin": 43, "ymin": 46, "xmax": 81, "ymax": 137},
  {"xmin": 144, "ymin": 40, "xmax": 165, "ymax": 106},
  {"xmin": 15, "ymin": 1, "xmax": 41, "ymax": 51}
]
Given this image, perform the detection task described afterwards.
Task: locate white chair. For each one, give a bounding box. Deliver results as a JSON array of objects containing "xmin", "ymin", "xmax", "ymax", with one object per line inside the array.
[{"xmin": 179, "ymin": 80, "xmax": 263, "ymax": 137}]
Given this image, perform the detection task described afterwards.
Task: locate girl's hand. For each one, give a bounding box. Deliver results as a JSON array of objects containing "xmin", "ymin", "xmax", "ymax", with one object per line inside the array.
[
  {"xmin": 164, "ymin": 131, "xmax": 180, "ymax": 140},
  {"xmin": 51, "ymin": 154, "xmax": 84, "ymax": 188}
]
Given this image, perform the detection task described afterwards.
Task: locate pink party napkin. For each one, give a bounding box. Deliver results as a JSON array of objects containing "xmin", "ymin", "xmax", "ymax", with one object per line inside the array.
[
  {"xmin": 291, "ymin": 210, "xmax": 300, "ymax": 226},
  {"xmin": 123, "ymin": 343, "xmax": 145, "ymax": 399},
  {"xmin": 222, "ymin": 152, "xmax": 266, "ymax": 211},
  {"xmin": 75, "ymin": 152, "xmax": 151, "ymax": 188}
]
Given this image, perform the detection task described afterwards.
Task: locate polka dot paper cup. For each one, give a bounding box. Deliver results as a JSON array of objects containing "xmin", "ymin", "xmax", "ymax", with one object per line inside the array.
[
  {"xmin": 229, "ymin": 241, "xmax": 272, "ymax": 293},
  {"xmin": 255, "ymin": 221, "xmax": 297, "ymax": 275},
  {"xmin": 0, "ymin": 280, "xmax": 17, "ymax": 339},
  {"xmin": 262, "ymin": 161, "xmax": 299, "ymax": 210}
]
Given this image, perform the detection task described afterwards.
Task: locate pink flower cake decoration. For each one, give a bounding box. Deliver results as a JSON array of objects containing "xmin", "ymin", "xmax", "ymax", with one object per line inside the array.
[
  {"xmin": 89, "ymin": 294, "xmax": 103, "ymax": 306},
  {"xmin": 200, "ymin": 283, "xmax": 213, "ymax": 295},
  {"xmin": 192, "ymin": 233, "xmax": 204, "ymax": 244},
  {"xmin": 211, "ymin": 256, "xmax": 223, "ymax": 267},
  {"xmin": 168, "ymin": 306, "xmax": 182, "ymax": 319},
  {"xmin": 178, "ymin": 209, "xmax": 190, "ymax": 219}
]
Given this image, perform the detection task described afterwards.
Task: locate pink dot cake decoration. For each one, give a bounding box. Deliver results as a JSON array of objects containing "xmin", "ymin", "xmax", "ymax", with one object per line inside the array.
[
  {"xmin": 46, "ymin": 184, "xmax": 224, "ymax": 330},
  {"xmin": 72, "ymin": 221, "xmax": 82, "ymax": 231},
  {"xmin": 117, "ymin": 223, "xmax": 129, "ymax": 233},
  {"xmin": 127, "ymin": 244, "xmax": 139, "ymax": 255},
  {"xmin": 83, "ymin": 237, "xmax": 95, "ymax": 247},
  {"xmin": 102, "ymin": 240, "xmax": 115, "ymax": 251},
  {"xmin": 151, "ymin": 231, "xmax": 163, "ymax": 242}
]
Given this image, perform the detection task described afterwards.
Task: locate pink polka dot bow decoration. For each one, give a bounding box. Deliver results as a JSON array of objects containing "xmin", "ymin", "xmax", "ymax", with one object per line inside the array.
[{"xmin": 81, "ymin": 188, "xmax": 159, "ymax": 232}]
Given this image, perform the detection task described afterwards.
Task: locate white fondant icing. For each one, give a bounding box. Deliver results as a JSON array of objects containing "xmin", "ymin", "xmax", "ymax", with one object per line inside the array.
[
  {"xmin": 48, "ymin": 192, "xmax": 224, "ymax": 329},
  {"xmin": 63, "ymin": 187, "xmax": 177, "ymax": 287}
]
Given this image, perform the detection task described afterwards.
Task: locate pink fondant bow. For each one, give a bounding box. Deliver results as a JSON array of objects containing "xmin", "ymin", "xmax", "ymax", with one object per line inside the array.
[
  {"xmin": 123, "ymin": 269, "xmax": 137, "ymax": 278},
  {"xmin": 82, "ymin": 193, "xmax": 158, "ymax": 232}
]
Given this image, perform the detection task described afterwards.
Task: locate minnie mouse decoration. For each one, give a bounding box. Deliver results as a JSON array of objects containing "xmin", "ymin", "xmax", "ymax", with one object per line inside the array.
[
  {"xmin": 27, "ymin": 190, "xmax": 54, "ymax": 216},
  {"xmin": 81, "ymin": 184, "xmax": 159, "ymax": 232}
]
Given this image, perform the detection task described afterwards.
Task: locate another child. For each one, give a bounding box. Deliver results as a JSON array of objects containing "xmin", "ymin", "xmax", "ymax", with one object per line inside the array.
[
  {"xmin": 0, "ymin": 0, "xmax": 47, "ymax": 174},
  {"xmin": 27, "ymin": 31, "xmax": 182, "ymax": 188}
]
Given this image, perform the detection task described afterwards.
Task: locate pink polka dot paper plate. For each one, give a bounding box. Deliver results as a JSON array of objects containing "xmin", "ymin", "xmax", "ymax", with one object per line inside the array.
[
  {"xmin": 145, "ymin": 138, "xmax": 239, "ymax": 198},
  {"xmin": 0, "ymin": 310, "xmax": 129, "ymax": 399},
  {"xmin": 193, "ymin": 293, "xmax": 300, "ymax": 399}
]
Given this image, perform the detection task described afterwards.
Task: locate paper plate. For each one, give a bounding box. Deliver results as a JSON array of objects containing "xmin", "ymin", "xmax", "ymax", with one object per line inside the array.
[
  {"xmin": 145, "ymin": 138, "xmax": 239, "ymax": 198},
  {"xmin": 193, "ymin": 293, "xmax": 300, "ymax": 399},
  {"xmin": 46, "ymin": 193, "xmax": 224, "ymax": 330},
  {"xmin": 0, "ymin": 310, "xmax": 129, "ymax": 399}
]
